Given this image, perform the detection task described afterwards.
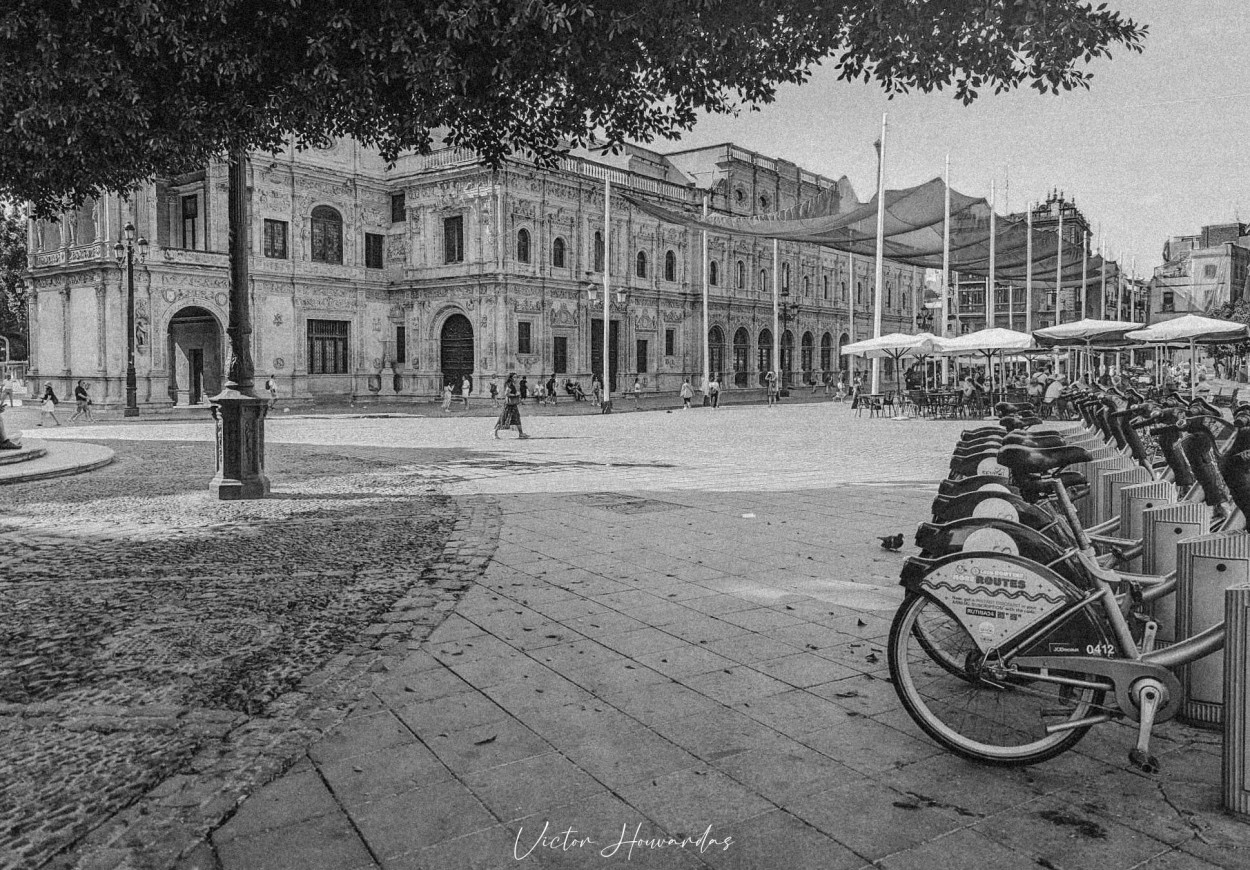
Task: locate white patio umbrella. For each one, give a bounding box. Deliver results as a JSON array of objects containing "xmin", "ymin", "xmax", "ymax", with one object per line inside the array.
[
  {"xmin": 1126, "ymin": 314, "xmax": 1249, "ymax": 399},
  {"xmin": 1033, "ymin": 318, "xmax": 1144, "ymax": 381},
  {"xmin": 840, "ymin": 331, "xmax": 937, "ymax": 415},
  {"xmin": 933, "ymin": 328, "xmax": 1035, "ymax": 398}
]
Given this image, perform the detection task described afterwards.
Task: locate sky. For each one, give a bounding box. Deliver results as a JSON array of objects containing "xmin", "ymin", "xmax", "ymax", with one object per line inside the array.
[{"xmin": 663, "ymin": 0, "xmax": 1249, "ymax": 279}]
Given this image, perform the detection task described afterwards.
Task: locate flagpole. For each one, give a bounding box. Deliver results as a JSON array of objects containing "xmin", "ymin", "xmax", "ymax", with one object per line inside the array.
[
  {"xmin": 603, "ymin": 177, "xmax": 612, "ymax": 409},
  {"xmin": 1081, "ymin": 229, "xmax": 1089, "ymax": 321},
  {"xmin": 941, "ymin": 154, "xmax": 951, "ymax": 385},
  {"xmin": 988, "ymin": 179, "xmax": 996, "ymax": 329},
  {"xmin": 871, "ymin": 112, "xmax": 888, "ymax": 395},
  {"xmin": 1056, "ymin": 205, "xmax": 1065, "ymax": 374},
  {"xmin": 702, "ymin": 192, "xmax": 710, "ymax": 402},
  {"xmin": 1025, "ymin": 202, "xmax": 1033, "ymax": 335}
]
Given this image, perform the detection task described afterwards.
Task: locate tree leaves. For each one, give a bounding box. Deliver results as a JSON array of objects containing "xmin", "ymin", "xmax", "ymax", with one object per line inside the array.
[{"xmin": 0, "ymin": 0, "xmax": 1145, "ymax": 215}]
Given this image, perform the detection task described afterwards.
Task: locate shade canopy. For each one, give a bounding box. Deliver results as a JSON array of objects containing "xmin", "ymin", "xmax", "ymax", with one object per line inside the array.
[
  {"xmin": 933, "ymin": 327, "xmax": 1035, "ymax": 355},
  {"xmin": 1033, "ymin": 318, "xmax": 1144, "ymax": 348},
  {"xmin": 1125, "ymin": 314, "xmax": 1248, "ymax": 345},
  {"xmin": 624, "ymin": 179, "xmax": 1116, "ymax": 289},
  {"xmin": 840, "ymin": 331, "xmax": 937, "ymax": 360}
]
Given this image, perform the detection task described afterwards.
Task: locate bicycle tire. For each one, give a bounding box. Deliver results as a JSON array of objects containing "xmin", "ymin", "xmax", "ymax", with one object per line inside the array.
[{"xmin": 889, "ymin": 592, "xmax": 1104, "ymax": 766}]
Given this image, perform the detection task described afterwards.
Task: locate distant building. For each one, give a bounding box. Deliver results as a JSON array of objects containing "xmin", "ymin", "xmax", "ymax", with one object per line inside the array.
[
  {"xmin": 1149, "ymin": 222, "xmax": 1250, "ymax": 321},
  {"xmin": 23, "ymin": 139, "xmax": 922, "ymax": 408}
]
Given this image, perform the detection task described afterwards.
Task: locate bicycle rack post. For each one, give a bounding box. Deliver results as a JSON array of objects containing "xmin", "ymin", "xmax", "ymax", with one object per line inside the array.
[
  {"xmin": 1076, "ymin": 458, "xmax": 1131, "ymax": 528},
  {"xmin": 1177, "ymin": 533, "xmax": 1250, "ymax": 729},
  {"xmin": 1100, "ymin": 467, "xmax": 1152, "ymax": 535},
  {"xmin": 1223, "ymin": 583, "xmax": 1250, "ymax": 818},
  {"xmin": 1143, "ymin": 502, "xmax": 1212, "ymax": 644},
  {"xmin": 1120, "ymin": 481, "xmax": 1180, "ymax": 569}
]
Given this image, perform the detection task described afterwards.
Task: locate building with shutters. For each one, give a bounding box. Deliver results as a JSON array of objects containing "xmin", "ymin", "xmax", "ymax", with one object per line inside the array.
[{"xmin": 22, "ymin": 138, "xmax": 922, "ymax": 408}]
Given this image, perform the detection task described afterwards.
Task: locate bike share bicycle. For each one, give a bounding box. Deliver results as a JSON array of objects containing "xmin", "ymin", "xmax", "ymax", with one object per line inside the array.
[{"xmin": 888, "ymin": 395, "xmax": 1250, "ymax": 772}]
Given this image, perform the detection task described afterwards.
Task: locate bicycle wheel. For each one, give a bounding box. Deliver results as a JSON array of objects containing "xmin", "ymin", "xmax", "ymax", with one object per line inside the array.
[{"xmin": 889, "ymin": 593, "xmax": 1104, "ymax": 765}]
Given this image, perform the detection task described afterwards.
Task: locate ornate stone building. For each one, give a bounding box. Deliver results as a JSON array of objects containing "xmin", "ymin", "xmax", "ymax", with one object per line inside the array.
[{"xmin": 24, "ymin": 139, "xmax": 920, "ymax": 407}]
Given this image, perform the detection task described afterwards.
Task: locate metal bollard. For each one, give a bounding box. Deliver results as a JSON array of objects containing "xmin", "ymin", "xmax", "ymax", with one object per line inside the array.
[
  {"xmin": 1223, "ymin": 584, "xmax": 1250, "ymax": 818},
  {"xmin": 1176, "ymin": 533, "xmax": 1250, "ymax": 729},
  {"xmin": 1143, "ymin": 502, "xmax": 1212, "ymax": 644}
]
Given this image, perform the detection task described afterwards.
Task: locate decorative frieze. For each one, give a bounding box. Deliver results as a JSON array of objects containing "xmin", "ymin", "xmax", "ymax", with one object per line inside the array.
[{"xmin": 514, "ymin": 298, "xmax": 544, "ymax": 314}]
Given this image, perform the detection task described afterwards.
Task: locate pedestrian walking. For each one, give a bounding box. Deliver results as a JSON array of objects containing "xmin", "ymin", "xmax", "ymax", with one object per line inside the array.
[
  {"xmin": 708, "ymin": 374, "xmax": 720, "ymax": 408},
  {"xmin": 489, "ymin": 378, "xmax": 499, "ymax": 407},
  {"xmin": 442, "ymin": 382, "xmax": 454, "ymax": 412},
  {"xmin": 494, "ymin": 373, "xmax": 529, "ymax": 439},
  {"xmin": 545, "ymin": 374, "xmax": 557, "ymax": 405},
  {"xmin": 631, "ymin": 377, "xmax": 641, "ymax": 407},
  {"xmin": 1, "ymin": 372, "xmax": 16, "ymax": 408},
  {"xmin": 264, "ymin": 375, "xmax": 278, "ymax": 409},
  {"xmin": 679, "ymin": 378, "xmax": 694, "ymax": 409},
  {"xmin": 764, "ymin": 370, "xmax": 778, "ymax": 406},
  {"xmin": 70, "ymin": 380, "xmax": 93, "ymax": 422},
  {"xmin": 38, "ymin": 384, "xmax": 62, "ymax": 426},
  {"xmin": 519, "ymin": 376, "xmax": 529, "ymax": 400},
  {"xmin": 462, "ymin": 375, "xmax": 472, "ymax": 409},
  {"xmin": 591, "ymin": 376, "xmax": 602, "ymax": 406}
]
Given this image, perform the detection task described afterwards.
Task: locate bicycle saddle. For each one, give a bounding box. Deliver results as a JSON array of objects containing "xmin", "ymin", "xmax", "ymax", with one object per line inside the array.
[
  {"xmin": 996, "ymin": 444, "xmax": 1093, "ymax": 476},
  {"xmin": 995, "ymin": 401, "xmax": 1034, "ymax": 416},
  {"xmin": 1002, "ymin": 432, "xmax": 1066, "ymax": 449}
]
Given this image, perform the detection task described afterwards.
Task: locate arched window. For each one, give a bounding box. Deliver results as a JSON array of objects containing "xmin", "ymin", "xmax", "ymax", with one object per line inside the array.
[
  {"xmin": 821, "ymin": 332, "xmax": 833, "ymax": 371},
  {"xmin": 594, "ymin": 231, "xmax": 604, "ymax": 272},
  {"xmin": 840, "ymin": 281, "xmax": 847, "ymax": 302},
  {"xmin": 709, "ymin": 261, "xmax": 719, "ymax": 286},
  {"xmin": 759, "ymin": 269, "xmax": 766, "ymax": 291},
  {"xmin": 782, "ymin": 263, "xmax": 790, "ymax": 293},
  {"xmin": 552, "ymin": 236, "xmax": 566, "ymax": 267},
  {"xmin": 736, "ymin": 260, "xmax": 745, "ymax": 289},
  {"xmin": 803, "ymin": 276, "xmax": 810, "ymax": 297},
  {"xmin": 636, "ymin": 251, "xmax": 647, "ymax": 278},
  {"xmin": 664, "ymin": 250, "xmax": 677, "ymax": 281},
  {"xmin": 516, "ymin": 228, "xmax": 531, "ymax": 263},
  {"xmin": 310, "ymin": 205, "xmax": 343, "ymax": 264},
  {"xmin": 885, "ymin": 281, "xmax": 892, "ymax": 308},
  {"xmin": 823, "ymin": 276, "xmax": 830, "ymax": 300},
  {"xmin": 856, "ymin": 281, "xmax": 863, "ymax": 304}
]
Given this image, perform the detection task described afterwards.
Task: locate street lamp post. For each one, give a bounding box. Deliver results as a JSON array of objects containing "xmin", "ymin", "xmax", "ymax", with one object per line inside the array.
[
  {"xmin": 113, "ymin": 223, "xmax": 148, "ymax": 417},
  {"xmin": 779, "ymin": 287, "xmax": 799, "ymax": 389}
]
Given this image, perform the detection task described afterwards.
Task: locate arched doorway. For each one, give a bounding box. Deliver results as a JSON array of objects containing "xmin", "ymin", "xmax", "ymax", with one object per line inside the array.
[
  {"xmin": 820, "ymin": 332, "xmax": 833, "ymax": 375},
  {"xmin": 732, "ymin": 328, "xmax": 750, "ymax": 388},
  {"xmin": 757, "ymin": 328, "xmax": 773, "ymax": 387},
  {"xmin": 440, "ymin": 313, "xmax": 474, "ymax": 391},
  {"xmin": 801, "ymin": 332, "xmax": 815, "ymax": 385},
  {"xmin": 708, "ymin": 326, "xmax": 725, "ymax": 381},
  {"xmin": 167, "ymin": 306, "xmax": 222, "ymax": 405},
  {"xmin": 838, "ymin": 331, "xmax": 851, "ymax": 377},
  {"xmin": 780, "ymin": 330, "xmax": 795, "ymax": 388}
]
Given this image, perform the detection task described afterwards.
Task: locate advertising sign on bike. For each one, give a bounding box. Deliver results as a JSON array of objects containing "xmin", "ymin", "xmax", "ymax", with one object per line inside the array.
[{"xmin": 918, "ymin": 555, "xmax": 1071, "ymax": 652}]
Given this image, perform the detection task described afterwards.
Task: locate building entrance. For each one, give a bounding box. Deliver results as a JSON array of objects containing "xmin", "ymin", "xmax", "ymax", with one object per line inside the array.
[
  {"xmin": 591, "ymin": 319, "xmax": 619, "ymax": 392},
  {"xmin": 167, "ymin": 306, "xmax": 222, "ymax": 405},
  {"xmin": 440, "ymin": 314, "xmax": 474, "ymax": 390}
]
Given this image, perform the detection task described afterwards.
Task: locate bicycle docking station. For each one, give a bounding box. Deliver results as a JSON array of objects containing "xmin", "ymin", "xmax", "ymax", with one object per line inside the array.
[{"xmin": 1224, "ymin": 583, "xmax": 1250, "ymax": 818}]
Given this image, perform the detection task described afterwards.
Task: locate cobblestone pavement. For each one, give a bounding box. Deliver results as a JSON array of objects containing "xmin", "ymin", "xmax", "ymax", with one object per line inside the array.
[{"xmin": 0, "ymin": 442, "xmax": 474, "ymax": 870}]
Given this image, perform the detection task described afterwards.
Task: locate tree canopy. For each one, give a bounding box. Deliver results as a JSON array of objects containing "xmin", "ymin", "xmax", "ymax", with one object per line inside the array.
[
  {"xmin": 0, "ymin": 0, "xmax": 1144, "ymax": 216},
  {"xmin": 0, "ymin": 204, "xmax": 28, "ymax": 358}
]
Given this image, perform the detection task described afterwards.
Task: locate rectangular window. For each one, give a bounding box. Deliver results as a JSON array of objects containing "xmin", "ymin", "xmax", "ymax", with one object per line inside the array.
[
  {"xmin": 1162, "ymin": 291, "xmax": 1175, "ymax": 312},
  {"xmin": 365, "ymin": 233, "xmax": 384, "ymax": 269},
  {"xmin": 636, "ymin": 339, "xmax": 648, "ymax": 374},
  {"xmin": 664, "ymin": 329, "xmax": 675, "ymax": 356},
  {"xmin": 517, "ymin": 321, "xmax": 532, "ymax": 354},
  {"xmin": 444, "ymin": 216, "xmax": 464, "ymax": 263},
  {"xmin": 1204, "ymin": 264, "xmax": 1218, "ymax": 279},
  {"xmin": 181, "ymin": 194, "xmax": 198, "ymax": 249},
  {"xmin": 395, "ymin": 325, "xmax": 406, "ymax": 364},
  {"xmin": 553, "ymin": 336, "xmax": 568, "ymax": 373},
  {"xmin": 390, "ymin": 193, "xmax": 406, "ymax": 223},
  {"xmin": 263, "ymin": 219, "xmax": 288, "ymax": 259},
  {"xmin": 307, "ymin": 319, "xmax": 350, "ymax": 375}
]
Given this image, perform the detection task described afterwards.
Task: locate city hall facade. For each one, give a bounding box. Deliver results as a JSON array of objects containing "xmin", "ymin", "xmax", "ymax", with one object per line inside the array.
[{"xmin": 23, "ymin": 139, "xmax": 920, "ymax": 407}]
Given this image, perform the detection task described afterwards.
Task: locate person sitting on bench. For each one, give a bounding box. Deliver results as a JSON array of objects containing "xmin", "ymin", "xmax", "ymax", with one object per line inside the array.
[{"xmin": 0, "ymin": 402, "xmax": 22, "ymax": 449}]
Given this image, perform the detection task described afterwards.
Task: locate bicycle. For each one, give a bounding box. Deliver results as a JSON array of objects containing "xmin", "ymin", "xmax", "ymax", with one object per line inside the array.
[{"xmin": 889, "ymin": 441, "xmax": 1245, "ymax": 771}]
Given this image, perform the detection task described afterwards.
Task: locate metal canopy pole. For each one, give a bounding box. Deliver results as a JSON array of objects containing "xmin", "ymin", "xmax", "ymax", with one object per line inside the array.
[
  {"xmin": 701, "ymin": 193, "xmax": 710, "ymax": 401},
  {"xmin": 870, "ymin": 112, "xmax": 888, "ymax": 395},
  {"xmin": 603, "ymin": 177, "xmax": 612, "ymax": 409},
  {"xmin": 987, "ymin": 179, "xmax": 996, "ymax": 329},
  {"xmin": 941, "ymin": 154, "xmax": 951, "ymax": 385}
]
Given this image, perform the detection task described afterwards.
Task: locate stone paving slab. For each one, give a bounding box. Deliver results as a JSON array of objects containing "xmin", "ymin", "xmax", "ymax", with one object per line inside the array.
[{"xmin": 211, "ymin": 484, "xmax": 1240, "ymax": 870}]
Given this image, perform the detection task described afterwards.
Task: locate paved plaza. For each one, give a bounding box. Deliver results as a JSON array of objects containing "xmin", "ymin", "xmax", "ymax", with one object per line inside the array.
[{"xmin": 2, "ymin": 401, "xmax": 1246, "ymax": 870}]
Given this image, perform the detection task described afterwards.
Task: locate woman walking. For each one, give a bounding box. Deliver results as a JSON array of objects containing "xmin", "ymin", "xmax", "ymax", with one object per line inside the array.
[
  {"xmin": 679, "ymin": 378, "xmax": 694, "ymax": 409},
  {"xmin": 38, "ymin": 384, "xmax": 62, "ymax": 426},
  {"xmin": 494, "ymin": 373, "xmax": 529, "ymax": 439},
  {"xmin": 442, "ymin": 382, "xmax": 454, "ymax": 412}
]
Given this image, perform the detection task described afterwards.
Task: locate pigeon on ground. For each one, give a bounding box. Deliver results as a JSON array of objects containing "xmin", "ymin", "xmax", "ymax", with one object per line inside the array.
[{"xmin": 878, "ymin": 534, "xmax": 904, "ymax": 551}]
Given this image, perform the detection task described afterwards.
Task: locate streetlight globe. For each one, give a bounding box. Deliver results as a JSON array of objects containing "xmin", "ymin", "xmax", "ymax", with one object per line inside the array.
[
  {"xmin": 124, "ymin": 222, "xmax": 136, "ymax": 243},
  {"xmin": 113, "ymin": 240, "xmax": 124, "ymax": 264},
  {"xmin": 137, "ymin": 237, "xmax": 149, "ymax": 260}
]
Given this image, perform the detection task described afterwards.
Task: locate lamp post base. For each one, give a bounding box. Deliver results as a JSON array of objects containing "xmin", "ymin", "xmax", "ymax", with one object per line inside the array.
[
  {"xmin": 123, "ymin": 408, "xmax": 140, "ymax": 418},
  {"xmin": 208, "ymin": 390, "xmax": 270, "ymax": 500}
]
